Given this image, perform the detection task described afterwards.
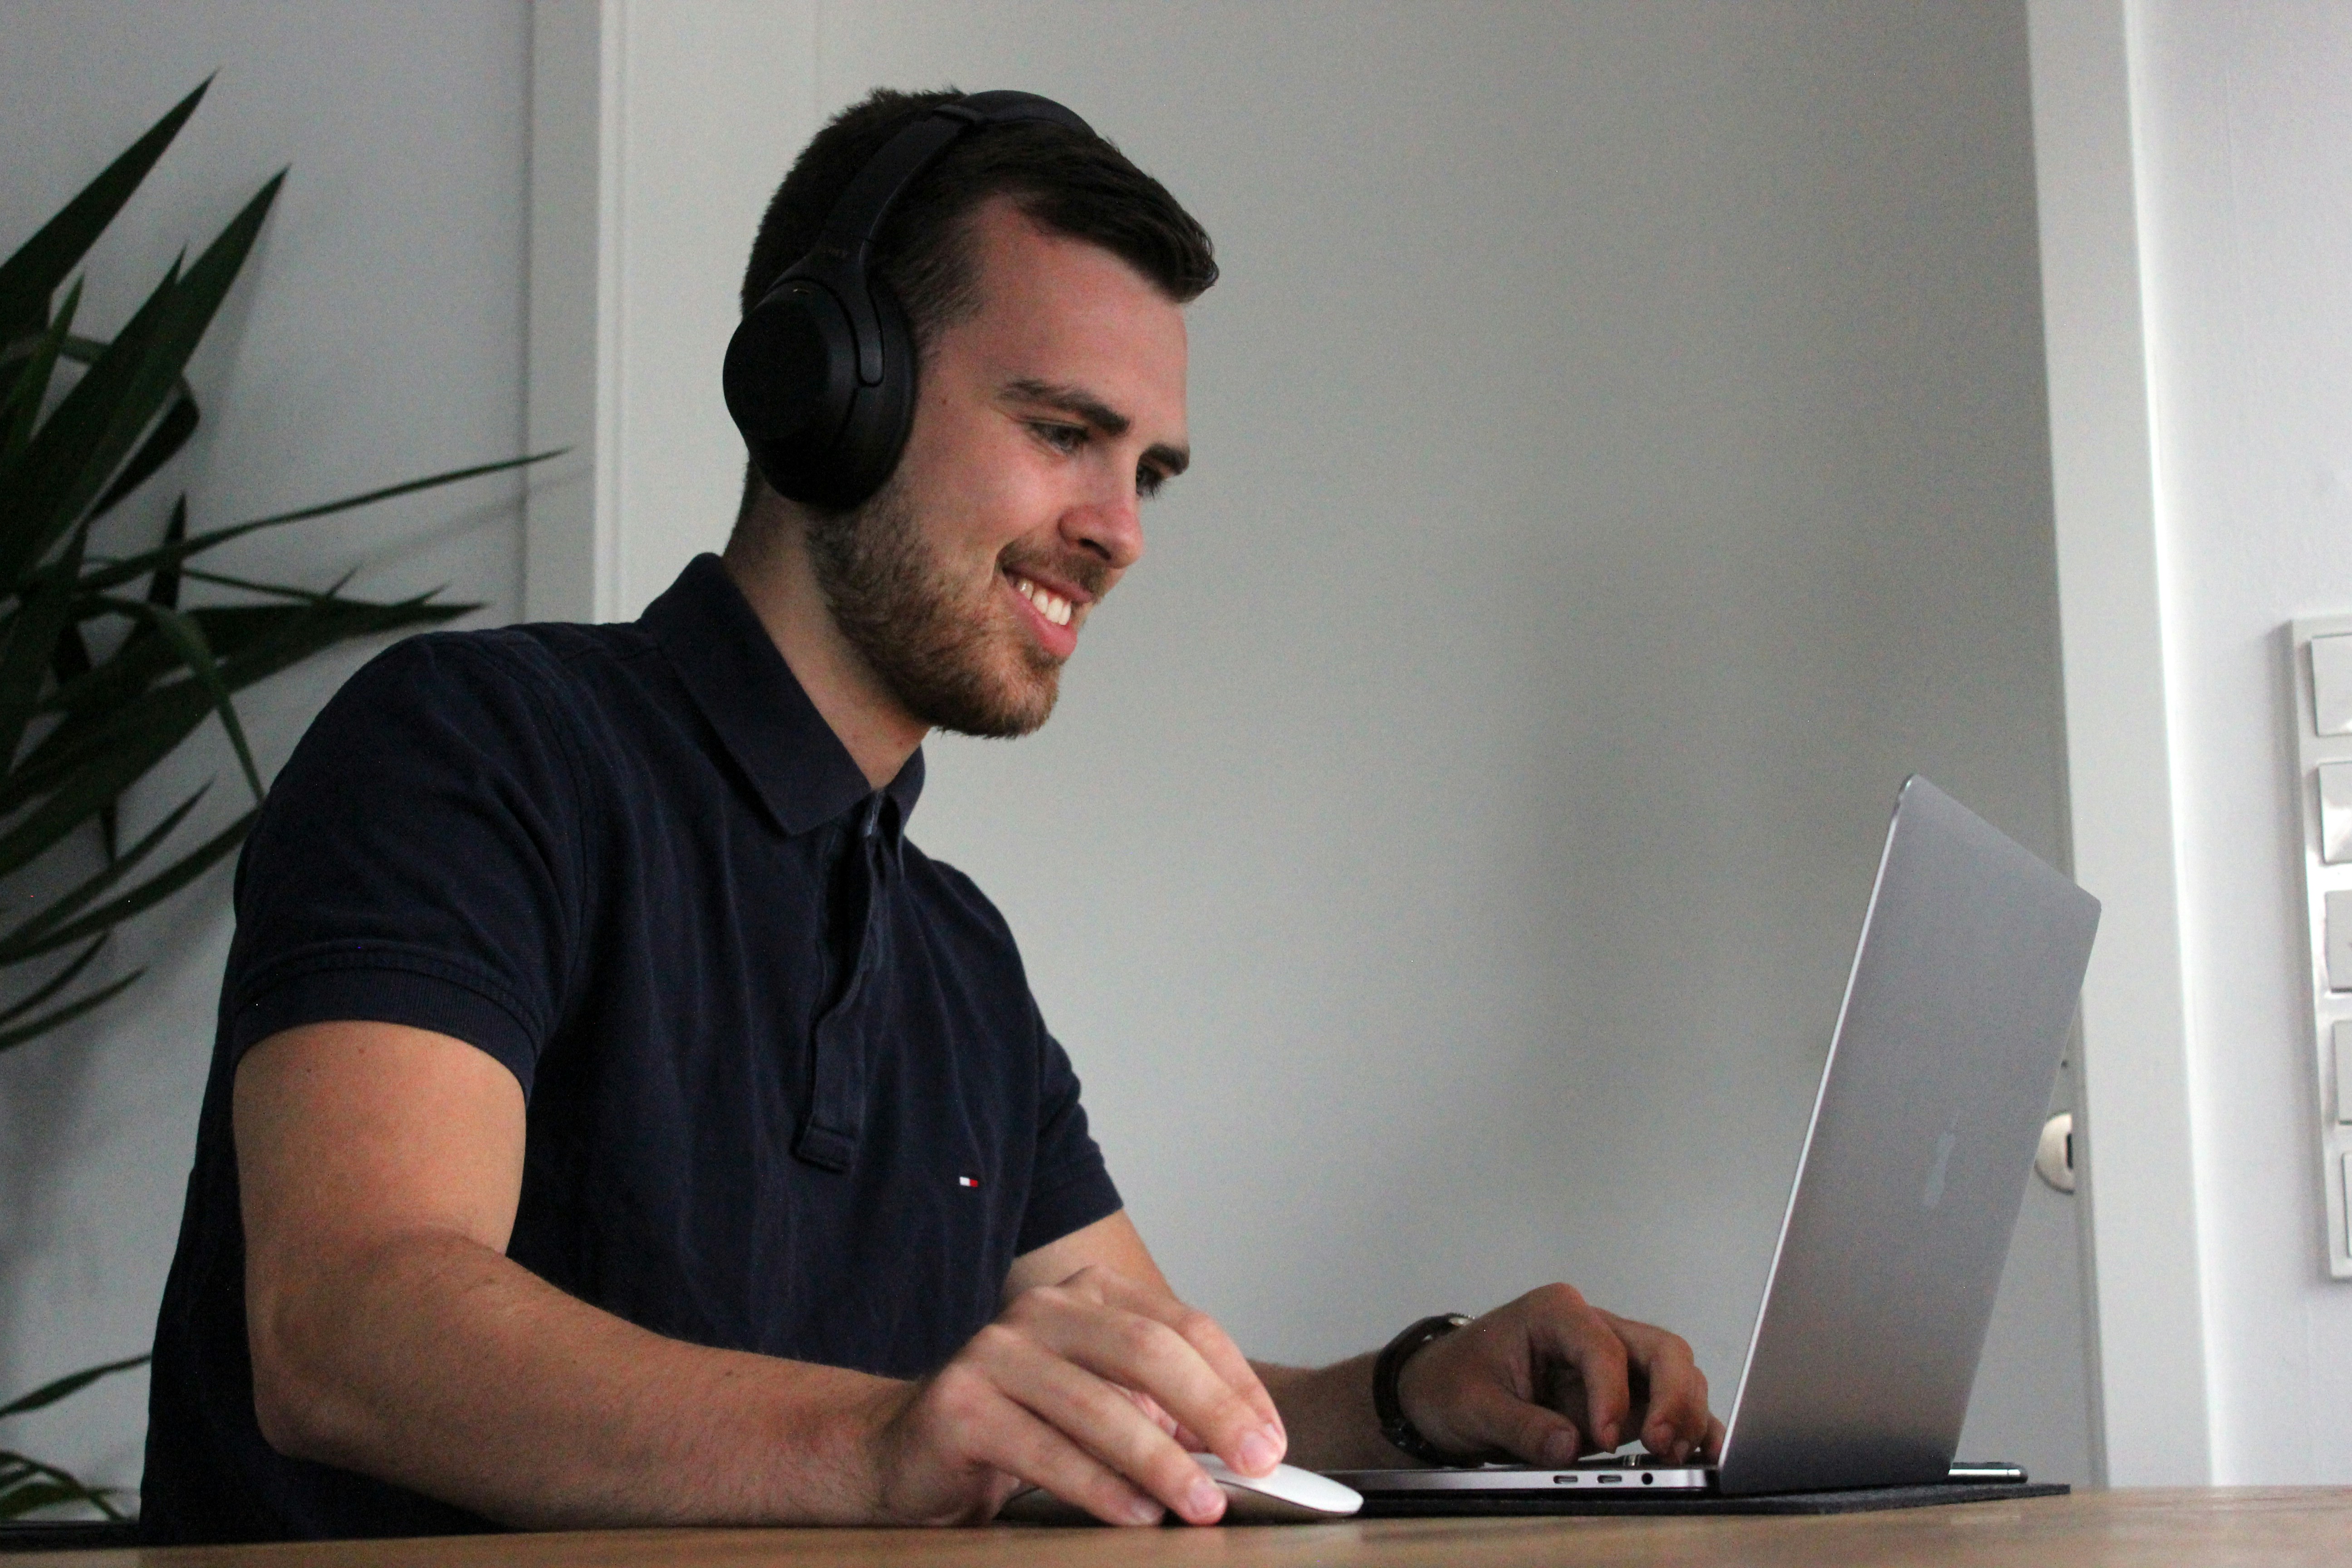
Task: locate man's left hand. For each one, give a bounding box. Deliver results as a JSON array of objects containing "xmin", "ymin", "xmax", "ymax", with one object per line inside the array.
[{"xmin": 1391, "ymin": 1284, "xmax": 1724, "ymax": 1465}]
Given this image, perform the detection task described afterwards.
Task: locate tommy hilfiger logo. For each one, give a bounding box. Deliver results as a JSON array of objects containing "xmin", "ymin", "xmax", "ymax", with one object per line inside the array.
[{"xmin": 956, "ymin": 1174, "xmax": 982, "ymax": 1189}]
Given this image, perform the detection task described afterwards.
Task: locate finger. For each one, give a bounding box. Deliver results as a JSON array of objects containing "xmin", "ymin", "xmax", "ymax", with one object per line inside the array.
[
  {"xmin": 1703, "ymin": 1414, "xmax": 1727, "ymax": 1463},
  {"xmin": 982, "ymin": 1329, "xmax": 1230, "ymax": 1525},
  {"xmin": 1446, "ymin": 1372, "xmax": 1588, "ymax": 1467},
  {"xmin": 1054, "ymin": 1305, "xmax": 1280, "ymax": 1483},
  {"xmin": 1601, "ymin": 1313, "xmax": 1712, "ymax": 1461},
  {"xmin": 1023, "ymin": 1278, "xmax": 1283, "ymax": 1478},
  {"xmin": 1523, "ymin": 1291, "xmax": 1632, "ymax": 1453},
  {"xmin": 1119, "ymin": 1385, "xmax": 1181, "ymax": 1438},
  {"xmin": 1083, "ymin": 1273, "xmax": 1286, "ymax": 1452},
  {"xmin": 979, "ymin": 1386, "xmax": 1169, "ymax": 1527}
]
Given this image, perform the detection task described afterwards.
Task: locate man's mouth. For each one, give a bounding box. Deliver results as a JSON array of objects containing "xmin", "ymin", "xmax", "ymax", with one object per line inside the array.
[{"xmin": 1009, "ymin": 572, "xmax": 1075, "ymax": 627}]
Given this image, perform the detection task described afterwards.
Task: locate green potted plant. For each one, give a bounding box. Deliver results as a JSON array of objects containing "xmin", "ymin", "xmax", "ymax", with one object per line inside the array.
[{"xmin": 0, "ymin": 78, "xmax": 546, "ymax": 1527}]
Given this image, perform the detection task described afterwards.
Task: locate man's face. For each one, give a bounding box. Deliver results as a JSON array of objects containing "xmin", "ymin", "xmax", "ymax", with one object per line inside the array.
[{"xmin": 805, "ymin": 196, "xmax": 1191, "ymax": 738}]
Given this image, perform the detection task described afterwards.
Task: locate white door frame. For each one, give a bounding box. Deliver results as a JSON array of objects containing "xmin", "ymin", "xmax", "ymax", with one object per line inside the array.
[
  {"xmin": 2026, "ymin": 0, "xmax": 2211, "ymax": 1484},
  {"xmin": 524, "ymin": 0, "xmax": 819, "ymax": 624}
]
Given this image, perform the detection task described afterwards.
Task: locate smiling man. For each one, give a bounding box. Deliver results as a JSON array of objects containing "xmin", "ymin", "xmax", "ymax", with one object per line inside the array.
[{"xmin": 141, "ymin": 89, "xmax": 1720, "ymax": 1544}]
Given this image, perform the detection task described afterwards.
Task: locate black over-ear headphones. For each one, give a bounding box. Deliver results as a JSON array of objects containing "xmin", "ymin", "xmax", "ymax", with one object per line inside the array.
[{"xmin": 723, "ymin": 90, "xmax": 1095, "ymax": 513}]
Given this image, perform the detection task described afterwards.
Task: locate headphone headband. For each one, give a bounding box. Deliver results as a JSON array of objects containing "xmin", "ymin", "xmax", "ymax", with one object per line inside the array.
[{"xmin": 814, "ymin": 92, "xmax": 1094, "ymax": 262}]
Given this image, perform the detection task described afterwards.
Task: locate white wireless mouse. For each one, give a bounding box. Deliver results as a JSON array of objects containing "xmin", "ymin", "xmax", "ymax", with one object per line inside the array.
[
  {"xmin": 1194, "ymin": 1455, "xmax": 1364, "ymax": 1521},
  {"xmin": 997, "ymin": 1455, "xmax": 1363, "ymax": 1525}
]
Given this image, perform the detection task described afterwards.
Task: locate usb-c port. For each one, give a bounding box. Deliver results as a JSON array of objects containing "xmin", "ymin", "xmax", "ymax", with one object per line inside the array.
[{"xmin": 1597, "ymin": 1474, "xmax": 1622, "ymax": 1485}]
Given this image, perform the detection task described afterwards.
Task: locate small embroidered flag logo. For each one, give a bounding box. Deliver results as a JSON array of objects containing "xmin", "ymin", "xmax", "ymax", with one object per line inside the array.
[{"xmin": 957, "ymin": 1174, "xmax": 981, "ymax": 1189}]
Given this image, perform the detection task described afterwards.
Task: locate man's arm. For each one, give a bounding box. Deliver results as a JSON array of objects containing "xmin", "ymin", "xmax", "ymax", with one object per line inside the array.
[
  {"xmin": 237, "ymin": 1020, "xmax": 898, "ymax": 1527},
  {"xmin": 1012, "ymin": 1219, "xmax": 1722, "ymax": 1472},
  {"xmin": 238, "ymin": 1022, "xmax": 1281, "ymax": 1528}
]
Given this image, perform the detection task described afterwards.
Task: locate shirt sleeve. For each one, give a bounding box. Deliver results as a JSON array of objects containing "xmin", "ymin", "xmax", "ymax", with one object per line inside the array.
[
  {"xmin": 220, "ymin": 632, "xmax": 587, "ymax": 1098},
  {"xmin": 1015, "ymin": 1023, "xmax": 1123, "ymax": 1255}
]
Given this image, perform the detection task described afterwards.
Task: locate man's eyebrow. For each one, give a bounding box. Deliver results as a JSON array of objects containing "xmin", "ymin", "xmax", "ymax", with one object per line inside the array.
[{"xmin": 1002, "ymin": 377, "xmax": 1190, "ymax": 477}]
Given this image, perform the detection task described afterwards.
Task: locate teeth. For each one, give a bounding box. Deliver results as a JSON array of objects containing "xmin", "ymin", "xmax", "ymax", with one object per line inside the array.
[{"xmin": 1013, "ymin": 575, "xmax": 1073, "ymax": 627}]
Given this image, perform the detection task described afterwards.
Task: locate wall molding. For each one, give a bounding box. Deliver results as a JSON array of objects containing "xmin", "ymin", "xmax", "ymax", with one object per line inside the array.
[
  {"xmin": 2026, "ymin": 0, "xmax": 2212, "ymax": 1484},
  {"xmin": 524, "ymin": 0, "xmax": 818, "ymax": 625}
]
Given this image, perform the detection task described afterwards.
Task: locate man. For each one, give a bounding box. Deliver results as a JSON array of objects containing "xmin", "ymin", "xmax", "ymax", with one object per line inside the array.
[{"xmin": 143, "ymin": 88, "xmax": 1720, "ymax": 1543}]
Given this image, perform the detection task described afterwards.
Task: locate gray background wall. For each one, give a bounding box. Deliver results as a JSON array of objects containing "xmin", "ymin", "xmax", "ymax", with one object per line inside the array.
[
  {"xmin": 832, "ymin": 0, "xmax": 2086, "ymax": 1483},
  {"xmin": 0, "ymin": 0, "xmax": 2087, "ymax": 1503}
]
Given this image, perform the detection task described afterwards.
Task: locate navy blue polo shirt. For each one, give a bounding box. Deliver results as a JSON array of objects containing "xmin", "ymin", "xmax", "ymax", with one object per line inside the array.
[{"xmin": 142, "ymin": 554, "xmax": 1121, "ymax": 1544}]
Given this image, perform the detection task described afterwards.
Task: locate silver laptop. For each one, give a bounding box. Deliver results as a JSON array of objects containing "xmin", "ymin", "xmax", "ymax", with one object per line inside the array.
[{"xmin": 1333, "ymin": 776, "xmax": 2100, "ymax": 1502}]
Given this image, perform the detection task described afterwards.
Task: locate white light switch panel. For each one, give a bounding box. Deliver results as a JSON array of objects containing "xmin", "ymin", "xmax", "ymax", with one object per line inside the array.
[
  {"xmin": 2338, "ymin": 1022, "xmax": 2352, "ymax": 1126},
  {"xmin": 2316, "ymin": 636, "xmax": 2352, "ymax": 735},
  {"xmin": 2289, "ymin": 617, "xmax": 2352, "ymax": 1279},
  {"xmin": 2330, "ymin": 894, "xmax": 2352, "ymax": 992},
  {"xmin": 2325, "ymin": 764, "xmax": 2352, "ymax": 865}
]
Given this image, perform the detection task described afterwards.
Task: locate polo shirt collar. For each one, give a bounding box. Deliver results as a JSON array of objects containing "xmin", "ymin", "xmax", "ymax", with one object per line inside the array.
[{"xmin": 642, "ymin": 554, "xmax": 923, "ymax": 844}]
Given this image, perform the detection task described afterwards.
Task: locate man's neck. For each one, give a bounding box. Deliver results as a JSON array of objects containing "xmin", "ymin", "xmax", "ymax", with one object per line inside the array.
[{"xmin": 721, "ymin": 528, "xmax": 926, "ymax": 791}]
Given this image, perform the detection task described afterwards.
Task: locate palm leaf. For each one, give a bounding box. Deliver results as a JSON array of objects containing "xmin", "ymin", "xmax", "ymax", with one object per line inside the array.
[
  {"xmin": 1, "ymin": 1475, "xmax": 115, "ymax": 1524},
  {"xmin": 74, "ymin": 450, "xmax": 559, "ymax": 598},
  {"xmin": 0, "ymin": 78, "xmax": 207, "ymax": 342},
  {"xmin": 0, "ymin": 255, "xmax": 182, "ymax": 586},
  {"xmin": 0, "ymin": 598, "xmax": 469, "ymax": 876},
  {"xmin": 1, "ymin": 281, "xmax": 79, "ymax": 461},
  {"xmin": 0, "ymin": 935, "xmax": 107, "ymax": 1025},
  {"xmin": 0, "ymin": 788, "xmax": 203, "ymax": 956},
  {"xmin": 124, "ymin": 600, "xmax": 265, "ymax": 802},
  {"xmin": 87, "ymin": 393, "xmax": 197, "ymax": 523},
  {"xmin": 0, "ymin": 806, "xmax": 253, "ymax": 966},
  {"xmin": 0, "ymin": 682, "xmax": 218, "ymax": 878},
  {"xmin": 147, "ymin": 491, "xmax": 187, "ymax": 608},
  {"xmin": 0, "ymin": 171, "xmax": 282, "ymax": 586},
  {"xmin": 0, "ymin": 969, "xmax": 143, "ymax": 1058},
  {"xmin": 0, "ymin": 1355, "xmax": 149, "ymax": 1422},
  {"xmin": 0, "ymin": 539, "xmax": 86, "ymax": 769},
  {"xmin": 0, "ymin": 1450, "xmax": 130, "ymax": 1522}
]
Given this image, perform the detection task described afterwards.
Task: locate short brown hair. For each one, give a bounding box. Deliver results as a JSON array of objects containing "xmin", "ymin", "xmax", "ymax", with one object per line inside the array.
[{"xmin": 734, "ymin": 88, "xmax": 1215, "ymax": 522}]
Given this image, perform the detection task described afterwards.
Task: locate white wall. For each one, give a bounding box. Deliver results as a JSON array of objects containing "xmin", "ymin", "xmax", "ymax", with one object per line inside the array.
[
  {"xmin": 0, "ymin": 0, "xmax": 529, "ymax": 1495},
  {"xmin": 2126, "ymin": 0, "xmax": 2352, "ymax": 1485}
]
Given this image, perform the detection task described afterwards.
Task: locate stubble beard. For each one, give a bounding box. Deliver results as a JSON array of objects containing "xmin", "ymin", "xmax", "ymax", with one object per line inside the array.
[{"xmin": 803, "ymin": 471, "xmax": 1081, "ymax": 740}]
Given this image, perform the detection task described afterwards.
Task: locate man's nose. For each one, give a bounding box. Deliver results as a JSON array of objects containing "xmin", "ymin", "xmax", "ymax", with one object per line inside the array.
[{"xmin": 1064, "ymin": 482, "xmax": 1145, "ymax": 572}]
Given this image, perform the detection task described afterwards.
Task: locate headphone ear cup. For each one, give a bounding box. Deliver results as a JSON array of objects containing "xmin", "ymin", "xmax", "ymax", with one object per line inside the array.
[
  {"xmin": 724, "ymin": 278, "xmax": 860, "ymax": 506},
  {"xmin": 822, "ymin": 276, "xmax": 919, "ymax": 512},
  {"xmin": 724, "ymin": 272, "xmax": 918, "ymax": 514}
]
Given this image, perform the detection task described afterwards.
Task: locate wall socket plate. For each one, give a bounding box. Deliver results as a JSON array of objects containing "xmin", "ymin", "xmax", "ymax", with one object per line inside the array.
[{"xmin": 2288, "ymin": 617, "xmax": 2352, "ymax": 1279}]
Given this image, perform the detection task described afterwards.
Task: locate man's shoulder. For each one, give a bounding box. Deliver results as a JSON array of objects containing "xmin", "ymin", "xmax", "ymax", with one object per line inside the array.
[
  {"xmin": 323, "ymin": 618, "xmax": 668, "ymax": 743},
  {"xmin": 901, "ymin": 845, "xmax": 1024, "ymax": 954},
  {"xmin": 348, "ymin": 617, "xmax": 657, "ymax": 696},
  {"xmin": 272, "ymin": 619, "xmax": 680, "ymax": 834}
]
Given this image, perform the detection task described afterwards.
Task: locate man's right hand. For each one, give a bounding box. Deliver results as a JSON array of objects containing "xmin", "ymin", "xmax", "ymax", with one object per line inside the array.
[{"xmin": 864, "ymin": 1260, "xmax": 1286, "ymax": 1527}]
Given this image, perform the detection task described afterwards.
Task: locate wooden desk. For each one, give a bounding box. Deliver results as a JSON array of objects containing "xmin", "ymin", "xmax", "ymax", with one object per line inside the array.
[{"xmin": 24, "ymin": 1489, "xmax": 2352, "ymax": 1567}]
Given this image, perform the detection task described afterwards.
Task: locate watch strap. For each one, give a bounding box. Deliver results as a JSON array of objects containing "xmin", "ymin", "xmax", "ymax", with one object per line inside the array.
[{"xmin": 1372, "ymin": 1312, "xmax": 1476, "ymax": 1465}]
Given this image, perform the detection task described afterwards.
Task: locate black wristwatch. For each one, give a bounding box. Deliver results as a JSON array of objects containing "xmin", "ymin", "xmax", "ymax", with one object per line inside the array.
[{"xmin": 1372, "ymin": 1312, "xmax": 1476, "ymax": 1465}]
